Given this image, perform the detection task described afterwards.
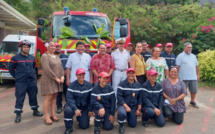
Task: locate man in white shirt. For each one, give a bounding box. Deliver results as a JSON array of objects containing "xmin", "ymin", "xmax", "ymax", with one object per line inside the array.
[
  {"xmin": 66, "ymin": 41, "xmax": 92, "ymax": 86},
  {"xmin": 111, "ymin": 38, "xmax": 130, "ymax": 97}
]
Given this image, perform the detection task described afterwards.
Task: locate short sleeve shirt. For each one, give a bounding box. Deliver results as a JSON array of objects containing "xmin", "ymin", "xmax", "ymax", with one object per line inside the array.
[
  {"xmin": 111, "ymin": 49, "xmax": 130, "ymax": 70},
  {"xmin": 161, "ymin": 78, "xmax": 187, "ymax": 113},
  {"xmin": 90, "ymin": 53, "xmax": 115, "ymax": 83},
  {"xmin": 66, "ymin": 52, "xmax": 91, "ymax": 82},
  {"xmin": 146, "ymin": 58, "xmax": 168, "ymax": 84},
  {"xmin": 176, "ymin": 52, "xmax": 198, "ymax": 80}
]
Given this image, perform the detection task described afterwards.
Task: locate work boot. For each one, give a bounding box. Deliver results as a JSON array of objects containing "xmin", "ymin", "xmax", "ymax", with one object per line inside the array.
[
  {"xmin": 33, "ymin": 110, "xmax": 43, "ymax": 117},
  {"xmin": 57, "ymin": 106, "xmax": 63, "ymax": 114},
  {"xmin": 15, "ymin": 114, "xmax": 21, "ymax": 123},
  {"xmin": 142, "ymin": 121, "xmax": 149, "ymax": 127},
  {"xmin": 64, "ymin": 127, "xmax": 73, "ymax": 134},
  {"xmin": 94, "ymin": 127, "xmax": 100, "ymax": 134},
  {"xmin": 119, "ymin": 126, "xmax": 125, "ymax": 133}
]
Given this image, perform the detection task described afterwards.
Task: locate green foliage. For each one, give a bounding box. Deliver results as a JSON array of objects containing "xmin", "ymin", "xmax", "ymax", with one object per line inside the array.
[
  {"xmin": 198, "ymin": 50, "xmax": 215, "ymax": 81},
  {"xmin": 59, "ymin": 26, "xmax": 75, "ymax": 39},
  {"xmin": 4, "ymin": 0, "xmax": 31, "ymax": 15}
]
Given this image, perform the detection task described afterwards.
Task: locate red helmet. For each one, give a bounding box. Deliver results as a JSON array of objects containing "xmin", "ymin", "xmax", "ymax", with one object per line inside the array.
[{"xmin": 19, "ymin": 40, "xmax": 31, "ymax": 47}]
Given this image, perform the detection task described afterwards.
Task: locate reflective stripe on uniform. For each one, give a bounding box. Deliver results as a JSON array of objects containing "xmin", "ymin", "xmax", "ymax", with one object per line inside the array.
[
  {"xmin": 67, "ymin": 88, "xmax": 92, "ymax": 94},
  {"xmin": 118, "ymin": 86, "xmax": 141, "ymax": 91},
  {"xmin": 64, "ymin": 118, "xmax": 73, "ymax": 121},
  {"xmin": 118, "ymin": 119, "xmax": 126, "ymax": 123},
  {"xmin": 91, "ymin": 91, "xmax": 115, "ymax": 97},
  {"xmin": 142, "ymin": 88, "xmax": 162, "ymax": 93}
]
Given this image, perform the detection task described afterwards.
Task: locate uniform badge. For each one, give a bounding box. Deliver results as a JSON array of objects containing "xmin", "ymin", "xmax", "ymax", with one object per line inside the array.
[
  {"xmin": 132, "ymin": 93, "xmax": 135, "ymax": 97},
  {"xmin": 97, "ymin": 96, "xmax": 101, "ymax": 100}
]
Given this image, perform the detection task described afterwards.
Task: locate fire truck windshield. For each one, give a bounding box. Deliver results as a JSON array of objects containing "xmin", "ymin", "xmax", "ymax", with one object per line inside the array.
[
  {"xmin": 0, "ymin": 42, "xmax": 35, "ymax": 55},
  {"xmin": 52, "ymin": 15, "xmax": 109, "ymax": 38}
]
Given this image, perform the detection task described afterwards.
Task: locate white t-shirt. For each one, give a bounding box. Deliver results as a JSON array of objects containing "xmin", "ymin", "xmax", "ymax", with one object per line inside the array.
[{"xmin": 66, "ymin": 52, "xmax": 91, "ymax": 82}]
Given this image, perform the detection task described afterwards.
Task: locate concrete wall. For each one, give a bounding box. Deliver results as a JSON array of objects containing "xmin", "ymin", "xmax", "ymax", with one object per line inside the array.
[{"xmin": 0, "ymin": 28, "xmax": 19, "ymax": 42}]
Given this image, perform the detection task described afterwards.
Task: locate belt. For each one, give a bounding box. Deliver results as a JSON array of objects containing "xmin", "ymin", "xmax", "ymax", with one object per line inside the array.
[{"xmin": 115, "ymin": 69, "xmax": 127, "ymax": 72}]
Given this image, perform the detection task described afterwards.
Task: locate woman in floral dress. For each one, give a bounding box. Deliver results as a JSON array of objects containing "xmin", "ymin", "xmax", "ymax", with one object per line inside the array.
[
  {"xmin": 146, "ymin": 47, "xmax": 169, "ymax": 83},
  {"xmin": 161, "ymin": 67, "xmax": 187, "ymax": 124}
]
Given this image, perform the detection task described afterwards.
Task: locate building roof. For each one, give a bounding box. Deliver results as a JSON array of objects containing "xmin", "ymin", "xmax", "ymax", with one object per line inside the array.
[{"xmin": 0, "ymin": 0, "xmax": 36, "ymax": 29}]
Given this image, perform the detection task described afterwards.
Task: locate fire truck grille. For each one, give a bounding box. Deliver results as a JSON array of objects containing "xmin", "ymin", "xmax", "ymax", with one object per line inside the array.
[{"xmin": 0, "ymin": 62, "xmax": 9, "ymax": 69}]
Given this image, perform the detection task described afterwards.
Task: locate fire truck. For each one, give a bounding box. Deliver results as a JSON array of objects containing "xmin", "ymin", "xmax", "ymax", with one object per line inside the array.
[
  {"xmin": 0, "ymin": 35, "xmax": 45, "ymax": 80},
  {"xmin": 36, "ymin": 7, "xmax": 130, "ymax": 54}
]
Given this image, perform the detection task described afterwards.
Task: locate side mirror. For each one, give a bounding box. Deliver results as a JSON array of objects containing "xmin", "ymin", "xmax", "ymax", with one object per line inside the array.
[
  {"xmin": 37, "ymin": 27, "xmax": 43, "ymax": 38},
  {"xmin": 38, "ymin": 18, "xmax": 44, "ymax": 26},
  {"xmin": 120, "ymin": 27, "xmax": 127, "ymax": 37},
  {"xmin": 119, "ymin": 18, "xmax": 128, "ymax": 25}
]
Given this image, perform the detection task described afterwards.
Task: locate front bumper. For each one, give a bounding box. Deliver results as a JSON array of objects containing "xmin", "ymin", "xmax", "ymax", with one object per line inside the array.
[{"xmin": 0, "ymin": 70, "xmax": 14, "ymax": 80}]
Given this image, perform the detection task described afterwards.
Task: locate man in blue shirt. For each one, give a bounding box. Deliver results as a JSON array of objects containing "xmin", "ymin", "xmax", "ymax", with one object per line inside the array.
[
  {"xmin": 176, "ymin": 42, "xmax": 200, "ymax": 108},
  {"xmin": 142, "ymin": 69, "xmax": 165, "ymax": 127},
  {"xmin": 9, "ymin": 40, "xmax": 43, "ymax": 123},
  {"xmin": 64, "ymin": 68, "xmax": 93, "ymax": 134},
  {"xmin": 141, "ymin": 40, "xmax": 152, "ymax": 62},
  {"xmin": 160, "ymin": 42, "xmax": 176, "ymax": 69},
  {"xmin": 55, "ymin": 43, "xmax": 68, "ymax": 114}
]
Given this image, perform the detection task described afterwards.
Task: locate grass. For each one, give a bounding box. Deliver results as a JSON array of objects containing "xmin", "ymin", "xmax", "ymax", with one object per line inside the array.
[{"xmin": 198, "ymin": 81, "xmax": 215, "ymax": 88}]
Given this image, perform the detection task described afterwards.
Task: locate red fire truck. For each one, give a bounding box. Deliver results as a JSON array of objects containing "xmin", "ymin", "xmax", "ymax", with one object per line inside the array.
[{"xmin": 36, "ymin": 7, "xmax": 130, "ymax": 54}]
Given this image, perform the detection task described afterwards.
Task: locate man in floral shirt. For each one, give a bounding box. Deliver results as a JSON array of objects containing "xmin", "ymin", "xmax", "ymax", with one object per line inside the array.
[{"xmin": 90, "ymin": 43, "xmax": 115, "ymax": 86}]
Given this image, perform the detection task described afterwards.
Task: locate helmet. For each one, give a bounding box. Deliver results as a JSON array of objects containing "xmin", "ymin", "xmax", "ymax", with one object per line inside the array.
[{"xmin": 19, "ymin": 40, "xmax": 31, "ymax": 47}]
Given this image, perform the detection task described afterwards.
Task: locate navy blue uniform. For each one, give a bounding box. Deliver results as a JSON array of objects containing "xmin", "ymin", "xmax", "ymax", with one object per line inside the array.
[
  {"xmin": 142, "ymin": 80, "xmax": 165, "ymax": 127},
  {"xmin": 64, "ymin": 80, "xmax": 92, "ymax": 129},
  {"xmin": 117, "ymin": 79, "xmax": 142, "ymax": 127},
  {"xmin": 56, "ymin": 53, "xmax": 68, "ymax": 108},
  {"xmin": 160, "ymin": 51, "xmax": 176, "ymax": 69},
  {"xmin": 141, "ymin": 50, "xmax": 152, "ymax": 62},
  {"xmin": 9, "ymin": 53, "xmax": 39, "ymax": 114},
  {"xmin": 91, "ymin": 84, "xmax": 116, "ymax": 130}
]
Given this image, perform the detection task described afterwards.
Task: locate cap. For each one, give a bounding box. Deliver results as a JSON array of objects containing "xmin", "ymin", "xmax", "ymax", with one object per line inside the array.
[
  {"xmin": 148, "ymin": 69, "xmax": 158, "ymax": 76},
  {"xmin": 76, "ymin": 68, "xmax": 86, "ymax": 75},
  {"xmin": 126, "ymin": 68, "xmax": 135, "ymax": 73},
  {"xmin": 105, "ymin": 43, "xmax": 112, "ymax": 48},
  {"xmin": 84, "ymin": 44, "xmax": 90, "ymax": 47},
  {"xmin": 116, "ymin": 38, "xmax": 126, "ymax": 44},
  {"xmin": 126, "ymin": 42, "xmax": 133, "ymax": 46},
  {"xmin": 147, "ymin": 44, "xmax": 152, "ymax": 48},
  {"xmin": 156, "ymin": 43, "xmax": 163, "ymax": 47},
  {"xmin": 99, "ymin": 72, "xmax": 110, "ymax": 78},
  {"xmin": 165, "ymin": 42, "xmax": 173, "ymax": 47},
  {"xmin": 55, "ymin": 43, "xmax": 61, "ymax": 47}
]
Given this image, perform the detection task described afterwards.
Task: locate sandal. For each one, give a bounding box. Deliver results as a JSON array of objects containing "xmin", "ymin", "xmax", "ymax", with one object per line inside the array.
[
  {"xmin": 44, "ymin": 117, "xmax": 52, "ymax": 125},
  {"xmin": 50, "ymin": 115, "xmax": 59, "ymax": 122}
]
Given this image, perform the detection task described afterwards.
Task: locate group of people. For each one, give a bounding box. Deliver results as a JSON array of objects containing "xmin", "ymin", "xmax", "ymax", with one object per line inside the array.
[{"xmin": 9, "ymin": 38, "xmax": 200, "ymax": 134}]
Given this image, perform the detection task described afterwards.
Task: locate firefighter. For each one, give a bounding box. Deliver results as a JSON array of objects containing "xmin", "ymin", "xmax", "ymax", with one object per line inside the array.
[
  {"xmin": 117, "ymin": 68, "xmax": 142, "ymax": 133},
  {"xmin": 142, "ymin": 69, "xmax": 165, "ymax": 127},
  {"xmin": 64, "ymin": 68, "xmax": 93, "ymax": 134},
  {"xmin": 91, "ymin": 72, "xmax": 116, "ymax": 134},
  {"xmin": 55, "ymin": 43, "xmax": 68, "ymax": 114},
  {"xmin": 9, "ymin": 40, "xmax": 43, "ymax": 123}
]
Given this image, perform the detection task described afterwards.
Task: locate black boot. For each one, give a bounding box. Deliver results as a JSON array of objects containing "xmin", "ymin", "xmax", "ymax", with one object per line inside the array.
[
  {"xmin": 64, "ymin": 128, "xmax": 73, "ymax": 134},
  {"xmin": 57, "ymin": 106, "xmax": 63, "ymax": 114},
  {"xmin": 119, "ymin": 125, "xmax": 125, "ymax": 133},
  {"xmin": 94, "ymin": 127, "xmax": 100, "ymax": 134},
  {"xmin": 15, "ymin": 114, "xmax": 21, "ymax": 123},
  {"xmin": 33, "ymin": 110, "xmax": 43, "ymax": 117}
]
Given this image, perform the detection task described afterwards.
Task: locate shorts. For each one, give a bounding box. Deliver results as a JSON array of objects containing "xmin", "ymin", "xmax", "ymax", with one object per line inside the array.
[{"xmin": 183, "ymin": 80, "xmax": 198, "ymax": 93}]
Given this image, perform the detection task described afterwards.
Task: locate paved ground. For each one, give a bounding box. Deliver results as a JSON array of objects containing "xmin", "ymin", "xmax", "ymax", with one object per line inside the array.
[{"xmin": 0, "ymin": 78, "xmax": 214, "ymax": 134}]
